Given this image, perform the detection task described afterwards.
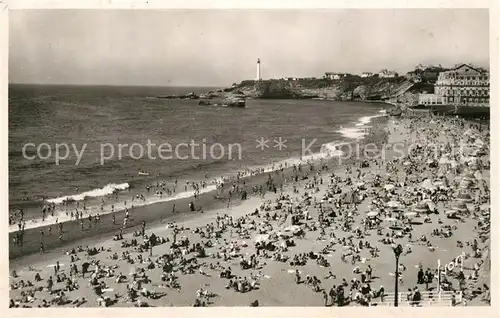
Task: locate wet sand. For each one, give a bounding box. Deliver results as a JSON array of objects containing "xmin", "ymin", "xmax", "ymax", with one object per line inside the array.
[{"xmin": 9, "ymin": 118, "xmax": 389, "ymax": 261}]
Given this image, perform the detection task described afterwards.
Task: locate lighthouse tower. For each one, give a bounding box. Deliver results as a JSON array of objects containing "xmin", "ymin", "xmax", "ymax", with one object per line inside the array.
[{"xmin": 256, "ymin": 58, "xmax": 261, "ymax": 81}]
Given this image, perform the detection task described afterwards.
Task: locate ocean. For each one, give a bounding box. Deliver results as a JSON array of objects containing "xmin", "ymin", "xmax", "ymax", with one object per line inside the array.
[{"xmin": 9, "ymin": 84, "xmax": 387, "ymax": 231}]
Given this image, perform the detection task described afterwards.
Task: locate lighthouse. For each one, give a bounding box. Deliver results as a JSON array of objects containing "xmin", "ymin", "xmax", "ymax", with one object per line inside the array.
[{"xmin": 256, "ymin": 58, "xmax": 261, "ymax": 81}]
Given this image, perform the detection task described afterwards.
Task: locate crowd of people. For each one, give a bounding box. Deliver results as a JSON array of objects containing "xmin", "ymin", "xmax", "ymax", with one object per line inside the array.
[{"xmin": 9, "ymin": 114, "xmax": 491, "ymax": 307}]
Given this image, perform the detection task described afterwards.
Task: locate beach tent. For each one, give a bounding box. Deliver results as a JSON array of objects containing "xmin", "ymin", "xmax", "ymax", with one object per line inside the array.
[
  {"xmin": 445, "ymin": 210, "xmax": 459, "ymax": 217},
  {"xmin": 412, "ymin": 200, "xmax": 435, "ymax": 213},
  {"xmin": 463, "ymin": 170, "xmax": 477, "ymax": 180},
  {"xmin": 366, "ymin": 211, "xmax": 379, "ymax": 218},
  {"xmin": 459, "ymin": 179, "xmax": 474, "ymax": 190},
  {"xmin": 456, "ymin": 192, "xmax": 473, "ymax": 203},
  {"xmin": 342, "ymin": 190, "xmax": 362, "ymax": 204}
]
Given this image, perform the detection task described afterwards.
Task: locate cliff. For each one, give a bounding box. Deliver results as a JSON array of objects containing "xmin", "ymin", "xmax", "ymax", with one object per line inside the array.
[{"xmin": 215, "ymin": 76, "xmax": 417, "ymax": 102}]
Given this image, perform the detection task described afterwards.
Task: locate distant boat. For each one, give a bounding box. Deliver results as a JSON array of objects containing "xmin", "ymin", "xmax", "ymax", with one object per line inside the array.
[{"xmin": 138, "ymin": 171, "xmax": 150, "ymax": 176}]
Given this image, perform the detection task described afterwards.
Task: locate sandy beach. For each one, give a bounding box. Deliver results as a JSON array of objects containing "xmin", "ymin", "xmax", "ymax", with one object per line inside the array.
[{"xmin": 9, "ymin": 115, "xmax": 491, "ymax": 307}]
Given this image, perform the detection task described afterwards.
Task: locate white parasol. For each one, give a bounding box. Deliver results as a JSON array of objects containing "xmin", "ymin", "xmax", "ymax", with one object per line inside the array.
[
  {"xmin": 384, "ymin": 184, "xmax": 395, "ymax": 191},
  {"xmin": 387, "ymin": 201, "xmax": 401, "ymax": 208},
  {"xmin": 254, "ymin": 234, "xmax": 270, "ymax": 243},
  {"xmin": 366, "ymin": 211, "xmax": 379, "ymax": 217}
]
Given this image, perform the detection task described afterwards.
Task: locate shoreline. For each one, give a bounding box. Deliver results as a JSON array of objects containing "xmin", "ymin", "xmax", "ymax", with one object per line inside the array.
[
  {"xmin": 9, "ymin": 116, "xmax": 390, "ymax": 262},
  {"xmin": 9, "ymin": 114, "xmax": 491, "ymax": 307},
  {"xmin": 9, "ymin": 103, "xmax": 388, "ymax": 226}
]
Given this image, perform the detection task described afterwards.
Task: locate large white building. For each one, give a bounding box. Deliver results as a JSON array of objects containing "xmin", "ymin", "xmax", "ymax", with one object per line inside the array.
[
  {"xmin": 434, "ymin": 64, "xmax": 489, "ymax": 105},
  {"xmin": 325, "ymin": 72, "xmax": 348, "ymax": 80},
  {"xmin": 419, "ymin": 64, "xmax": 489, "ymax": 107},
  {"xmin": 418, "ymin": 93, "xmax": 445, "ymax": 106},
  {"xmin": 378, "ymin": 69, "xmax": 398, "ymax": 78}
]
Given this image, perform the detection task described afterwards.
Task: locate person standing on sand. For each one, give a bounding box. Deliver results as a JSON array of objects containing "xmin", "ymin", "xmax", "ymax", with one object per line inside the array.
[
  {"xmin": 295, "ymin": 270, "xmax": 301, "ymax": 284},
  {"xmin": 323, "ymin": 290, "xmax": 329, "ymax": 306}
]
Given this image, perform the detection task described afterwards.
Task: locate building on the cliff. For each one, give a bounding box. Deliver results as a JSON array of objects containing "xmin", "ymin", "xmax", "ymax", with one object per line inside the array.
[
  {"xmin": 361, "ymin": 72, "xmax": 373, "ymax": 78},
  {"xmin": 325, "ymin": 72, "xmax": 348, "ymax": 80},
  {"xmin": 434, "ymin": 64, "xmax": 489, "ymax": 106},
  {"xmin": 378, "ymin": 69, "xmax": 398, "ymax": 78},
  {"xmin": 406, "ymin": 71, "xmax": 422, "ymax": 83}
]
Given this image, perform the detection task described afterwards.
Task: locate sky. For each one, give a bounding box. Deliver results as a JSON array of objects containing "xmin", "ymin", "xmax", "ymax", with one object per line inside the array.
[{"xmin": 9, "ymin": 9, "xmax": 490, "ymax": 87}]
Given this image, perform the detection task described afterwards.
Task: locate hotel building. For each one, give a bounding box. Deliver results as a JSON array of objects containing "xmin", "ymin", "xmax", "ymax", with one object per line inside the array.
[{"xmin": 433, "ymin": 64, "xmax": 490, "ymax": 106}]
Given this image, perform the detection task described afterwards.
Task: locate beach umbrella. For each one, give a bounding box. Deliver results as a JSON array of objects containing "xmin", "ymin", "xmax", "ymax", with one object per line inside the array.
[
  {"xmin": 277, "ymin": 231, "xmax": 291, "ymax": 238},
  {"xmin": 413, "ymin": 201, "xmax": 431, "ymax": 213},
  {"xmin": 423, "ymin": 199, "xmax": 437, "ymax": 212},
  {"xmin": 445, "ymin": 210, "xmax": 458, "ymax": 215},
  {"xmin": 384, "ymin": 184, "xmax": 395, "ymax": 191},
  {"xmin": 254, "ymin": 234, "xmax": 270, "ymax": 243},
  {"xmin": 469, "ymin": 162, "xmax": 480, "ymax": 171},
  {"xmin": 387, "ymin": 201, "xmax": 401, "ymax": 208},
  {"xmin": 366, "ymin": 211, "xmax": 379, "ymax": 217}
]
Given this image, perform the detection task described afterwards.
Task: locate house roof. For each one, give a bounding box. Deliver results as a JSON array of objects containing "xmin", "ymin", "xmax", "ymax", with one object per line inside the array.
[{"xmin": 452, "ymin": 64, "xmax": 485, "ymax": 74}]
